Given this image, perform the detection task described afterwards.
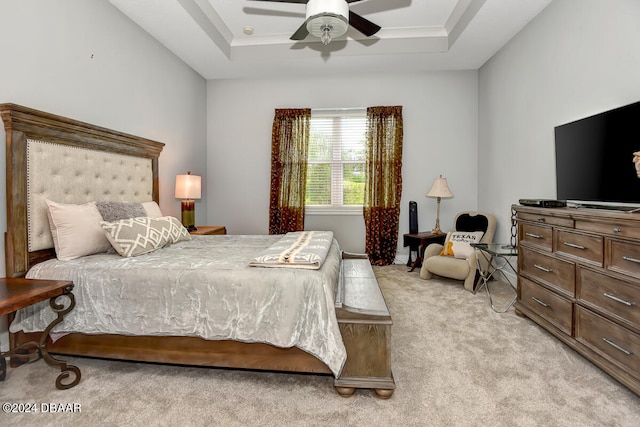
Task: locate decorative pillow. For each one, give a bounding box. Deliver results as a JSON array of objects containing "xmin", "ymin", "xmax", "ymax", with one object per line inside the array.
[
  {"xmin": 439, "ymin": 231, "xmax": 485, "ymax": 259},
  {"xmin": 96, "ymin": 201, "xmax": 147, "ymax": 222},
  {"xmin": 101, "ymin": 216, "xmax": 190, "ymax": 257},
  {"xmin": 45, "ymin": 200, "xmax": 112, "ymax": 261},
  {"xmin": 141, "ymin": 201, "xmax": 163, "ymax": 218}
]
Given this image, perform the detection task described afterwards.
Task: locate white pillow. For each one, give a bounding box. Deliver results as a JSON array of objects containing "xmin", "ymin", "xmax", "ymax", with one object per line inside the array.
[
  {"xmin": 45, "ymin": 200, "xmax": 112, "ymax": 261},
  {"xmin": 141, "ymin": 201, "xmax": 163, "ymax": 218},
  {"xmin": 440, "ymin": 231, "xmax": 485, "ymax": 259}
]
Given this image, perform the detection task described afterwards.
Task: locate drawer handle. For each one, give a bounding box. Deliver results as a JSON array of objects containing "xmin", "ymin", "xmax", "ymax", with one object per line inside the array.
[
  {"xmin": 536, "ymin": 217, "xmax": 546, "ymax": 222},
  {"xmin": 532, "ymin": 297, "xmax": 549, "ymax": 307},
  {"xmin": 613, "ymin": 227, "xmax": 622, "ymax": 233},
  {"xmin": 533, "ymin": 264, "xmax": 552, "ymax": 273},
  {"xmin": 622, "ymin": 256, "xmax": 640, "ymax": 264},
  {"xmin": 563, "ymin": 241, "xmax": 586, "ymax": 250},
  {"xmin": 525, "ymin": 232, "xmax": 543, "ymax": 239},
  {"xmin": 602, "ymin": 338, "xmax": 634, "ymax": 356},
  {"xmin": 603, "ymin": 292, "xmax": 637, "ymax": 307}
]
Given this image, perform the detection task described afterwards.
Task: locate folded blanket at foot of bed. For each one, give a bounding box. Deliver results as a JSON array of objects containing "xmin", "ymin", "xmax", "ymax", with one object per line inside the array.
[{"xmin": 249, "ymin": 231, "xmax": 334, "ymax": 269}]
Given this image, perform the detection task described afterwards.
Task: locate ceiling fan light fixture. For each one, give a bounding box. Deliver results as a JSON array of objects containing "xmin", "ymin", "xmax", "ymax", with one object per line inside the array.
[
  {"xmin": 305, "ymin": 0, "xmax": 349, "ymax": 45},
  {"xmin": 320, "ymin": 25, "xmax": 333, "ymax": 46}
]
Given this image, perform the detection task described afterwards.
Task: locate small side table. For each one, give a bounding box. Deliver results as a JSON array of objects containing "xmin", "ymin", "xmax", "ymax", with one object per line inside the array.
[
  {"xmin": 190, "ymin": 226, "xmax": 227, "ymax": 235},
  {"xmin": 471, "ymin": 243, "xmax": 518, "ymax": 313},
  {"xmin": 0, "ymin": 278, "xmax": 81, "ymax": 389},
  {"xmin": 402, "ymin": 232, "xmax": 447, "ymax": 272}
]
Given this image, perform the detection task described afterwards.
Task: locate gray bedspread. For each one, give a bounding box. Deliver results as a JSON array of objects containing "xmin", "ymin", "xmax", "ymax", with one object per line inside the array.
[{"xmin": 12, "ymin": 234, "xmax": 346, "ymax": 376}]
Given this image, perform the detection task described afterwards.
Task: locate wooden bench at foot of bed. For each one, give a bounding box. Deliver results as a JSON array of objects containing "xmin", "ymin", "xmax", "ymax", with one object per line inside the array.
[
  {"xmin": 334, "ymin": 253, "xmax": 395, "ymax": 398},
  {"xmin": 9, "ymin": 253, "xmax": 394, "ymax": 398}
]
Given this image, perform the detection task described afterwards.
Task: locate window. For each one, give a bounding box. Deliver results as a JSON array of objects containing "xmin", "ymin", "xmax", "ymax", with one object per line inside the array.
[{"xmin": 305, "ymin": 109, "xmax": 366, "ymax": 213}]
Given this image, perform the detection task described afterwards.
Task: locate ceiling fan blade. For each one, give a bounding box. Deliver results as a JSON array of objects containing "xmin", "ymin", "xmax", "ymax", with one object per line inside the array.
[
  {"xmin": 350, "ymin": 0, "xmax": 411, "ymax": 15},
  {"xmin": 348, "ymin": 11, "xmax": 381, "ymax": 37},
  {"xmin": 290, "ymin": 20, "xmax": 310, "ymax": 41},
  {"xmin": 247, "ymin": 0, "xmax": 309, "ymax": 4}
]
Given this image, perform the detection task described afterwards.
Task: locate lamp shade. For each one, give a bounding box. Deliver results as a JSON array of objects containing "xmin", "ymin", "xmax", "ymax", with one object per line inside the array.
[
  {"xmin": 426, "ymin": 176, "xmax": 453, "ymax": 199},
  {"xmin": 175, "ymin": 172, "xmax": 201, "ymax": 200}
]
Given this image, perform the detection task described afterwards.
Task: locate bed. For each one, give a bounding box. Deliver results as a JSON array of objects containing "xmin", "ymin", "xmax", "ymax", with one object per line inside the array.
[{"xmin": 1, "ymin": 103, "xmax": 395, "ymax": 398}]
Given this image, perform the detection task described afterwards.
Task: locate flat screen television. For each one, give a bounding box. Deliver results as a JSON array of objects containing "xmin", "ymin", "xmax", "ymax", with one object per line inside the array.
[{"xmin": 555, "ymin": 100, "xmax": 640, "ymax": 210}]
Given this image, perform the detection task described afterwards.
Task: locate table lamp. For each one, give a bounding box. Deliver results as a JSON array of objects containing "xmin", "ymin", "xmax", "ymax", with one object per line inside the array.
[
  {"xmin": 175, "ymin": 171, "xmax": 201, "ymax": 232},
  {"xmin": 426, "ymin": 175, "xmax": 453, "ymax": 234}
]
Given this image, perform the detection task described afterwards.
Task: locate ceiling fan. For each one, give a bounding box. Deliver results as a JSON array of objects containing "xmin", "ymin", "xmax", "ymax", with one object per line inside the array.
[{"xmin": 249, "ymin": 0, "xmax": 381, "ymax": 45}]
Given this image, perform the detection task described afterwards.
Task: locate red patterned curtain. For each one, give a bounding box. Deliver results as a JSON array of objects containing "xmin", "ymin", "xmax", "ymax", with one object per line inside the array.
[
  {"xmin": 364, "ymin": 106, "xmax": 404, "ymax": 265},
  {"xmin": 269, "ymin": 108, "xmax": 311, "ymax": 234}
]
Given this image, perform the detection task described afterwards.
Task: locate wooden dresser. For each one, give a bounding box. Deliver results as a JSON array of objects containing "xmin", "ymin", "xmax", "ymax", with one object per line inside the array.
[{"xmin": 514, "ymin": 205, "xmax": 640, "ymax": 395}]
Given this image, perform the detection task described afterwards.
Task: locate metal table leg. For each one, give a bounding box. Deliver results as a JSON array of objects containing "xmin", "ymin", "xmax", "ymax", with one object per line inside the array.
[
  {"xmin": 474, "ymin": 248, "xmax": 518, "ymax": 313},
  {"xmin": 0, "ymin": 287, "xmax": 81, "ymax": 389}
]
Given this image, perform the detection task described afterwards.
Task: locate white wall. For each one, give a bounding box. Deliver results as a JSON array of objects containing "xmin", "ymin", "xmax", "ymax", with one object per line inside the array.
[
  {"xmin": 0, "ymin": 0, "xmax": 206, "ymax": 349},
  {"xmin": 478, "ymin": 0, "xmax": 640, "ymax": 243},
  {"xmin": 207, "ymin": 72, "xmax": 479, "ymax": 255}
]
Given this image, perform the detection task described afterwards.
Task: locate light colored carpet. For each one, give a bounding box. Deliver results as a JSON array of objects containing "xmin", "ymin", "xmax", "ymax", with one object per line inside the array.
[{"xmin": 1, "ymin": 265, "xmax": 639, "ymax": 426}]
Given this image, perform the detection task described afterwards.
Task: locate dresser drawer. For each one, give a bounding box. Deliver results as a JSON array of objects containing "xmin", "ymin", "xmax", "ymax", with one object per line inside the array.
[
  {"xmin": 520, "ymin": 248, "xmax": 575, "ymax": 296},
  {"xmin": 520, "ymin": 276, "xmax": 573, "ymax": 335},
  {"xmin": 555, "ymin": 229, "xmax": 603, "ymax": 267},
  {"xmin": 608, "ymin": 239, "xmax": 640, "ymax": 280},
  {"xmin": 520, "ymin": 222, "xmax": 552, "ymax": 251},
  {"xmin": 518, "ymin": 212, "xmax": 573, "ymax": 228},
  {"xmin": 575, "ymin": 306, "xmax": 640, "ymax": 377},
  {"xmin": 577, "ymin": 219, "xmax": 640, "ymax": 240},
  {"xmin": 577, "ymin": 266, "xmax": 640, "ymax": 331}
]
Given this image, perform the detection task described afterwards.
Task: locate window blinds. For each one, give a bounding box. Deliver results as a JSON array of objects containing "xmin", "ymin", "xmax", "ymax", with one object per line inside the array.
[{"xmin": 306, "ymin": 109, "xmax": 367, "ymax": 207}]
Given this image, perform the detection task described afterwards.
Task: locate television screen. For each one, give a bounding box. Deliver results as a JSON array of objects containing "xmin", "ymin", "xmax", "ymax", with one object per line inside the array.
[{"xmin": 555, "ymin": 100, "xmax": 640, "ymax": 208}]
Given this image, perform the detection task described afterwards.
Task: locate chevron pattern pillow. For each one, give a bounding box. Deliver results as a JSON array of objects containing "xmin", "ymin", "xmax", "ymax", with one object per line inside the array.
[{"xmin": 101, "ymin": 216, "xmax": 190, "ymax": 257}]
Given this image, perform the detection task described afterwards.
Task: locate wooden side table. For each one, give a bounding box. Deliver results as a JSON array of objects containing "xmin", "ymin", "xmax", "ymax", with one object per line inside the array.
[
  {"xmin": 189, "ymin": 226, "xmax": 227, "ymax": 235},
  {"xmin": 0, "ymin": 278, "xmax": 81, "ymax": 389},
  {"xmin": 402, "ymin": 231, "xmax": 447, "ymax": 272}
]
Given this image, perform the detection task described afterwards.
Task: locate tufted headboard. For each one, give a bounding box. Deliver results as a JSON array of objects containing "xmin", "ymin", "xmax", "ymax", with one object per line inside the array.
[{"xmin": 1, "ymin": 104, "xmax": 164, "ymax": 277}]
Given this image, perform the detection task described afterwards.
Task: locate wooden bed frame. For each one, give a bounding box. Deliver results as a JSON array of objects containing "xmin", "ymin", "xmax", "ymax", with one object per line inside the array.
[{"xmin": 1, "ymin": 103, "xmax": 395, "ymax": 398}]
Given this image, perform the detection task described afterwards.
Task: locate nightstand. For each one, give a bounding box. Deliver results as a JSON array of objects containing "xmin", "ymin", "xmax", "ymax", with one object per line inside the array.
[
  {"xmin": 0, "ymin": 277, "xmax": 81, "ymax": 389},
  {"xmin": 402, "ymin": 231, "xmax": 447, "ymax": 272},
  {"xmin": 189, "ymin": 226, "xmax": 227, "ymax": 235}
]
